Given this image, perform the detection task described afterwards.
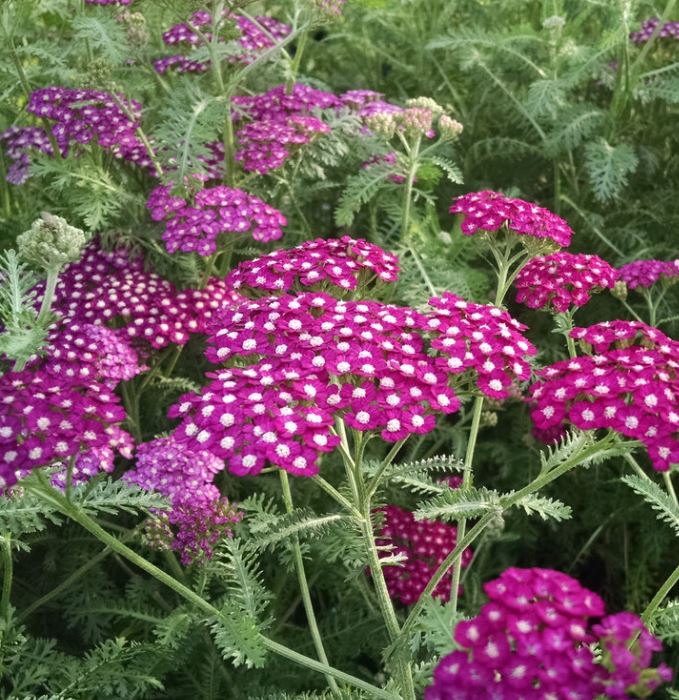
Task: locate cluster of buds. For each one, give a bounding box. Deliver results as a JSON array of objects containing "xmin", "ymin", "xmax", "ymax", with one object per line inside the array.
[
  {"xmin": 17, "ymin": 213, "xmax": 87, "ymax": 273},
  {"xmin": 365, "ymin": 97, "xmax": 462, "ymax": 141}
]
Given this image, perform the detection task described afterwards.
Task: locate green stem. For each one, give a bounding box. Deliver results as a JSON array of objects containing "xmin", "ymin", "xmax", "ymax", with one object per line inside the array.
[
  {"xmin": 286, "ymin": 22, "xmax": 309, "ymax": 93},
  {"xmin": 640, "ymin": 559, "xmax": 679, "ymax": 627},
  {"xmin": 26, "ymin": 478, "xmax": 397, "ymax": 699},
  {"xmin": 279, "ymin": 471, "xmax": 340, "ymax": 696},
  {"xmin": 223, "ymin": 99, "xmax": 236, "ymax": 187},
  {"xmin": 401, "ymin": 135, "xmax": 421, "ymax": 241},
  {"xmin": 36, "ymin": 267, "xmax": 60, "ymax": 325},
  {"xmin": 312, "ymin": 476, "xmax": 362, "ymax": 519},
  {"xmin": 663, "ymin": 472, "xmax": 679, "ymax": 509},
  {"xmin": 449, "ymin": 395, "xmax": 484, "ymax": 616},
  {"xmin": 366, "ymin": 438, "xmax": 408, "ymax": 499},
  {"xmin": 1, "ymin": 533, "xmax": 12, "ymax": 619},
  {"xmin": 623, "ymin": 453, "xmax": 653, "ymax": 482}
]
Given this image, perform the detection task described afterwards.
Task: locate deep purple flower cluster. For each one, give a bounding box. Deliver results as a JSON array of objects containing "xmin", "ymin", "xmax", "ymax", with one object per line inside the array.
[
  {"xmin": 427, "ymin": 567, "xmax": 671, "ymax": 700},
  {"xmin": 47, "ymin": 240, "xmax": 241, "ymax": 350},
  {"xmin": 631, "ymin": 17, "xmax": 679, "ymax": 44},
  {"xmin": 375, "ymin": 505, "xmax": 472, "ymax": 605},
  {"xmin": 515, "ymin": 252, "xmax": 619, "ymax": 312},
  {"xmin": 530, "ymin": 320, "xmax": 679, "ymax": 470},
  {"xmin": 0, "ymin": 369, "xmax": 132, "ymax": 489},
  {"xmin": 27, "ymin": 87, "xmax": 153, "ymax": 171},
  {"xmin": 233, "ymin": 84, "xmax": 341, "ymax": 122},
  {"xmin": 169, "ymin": 282, "xmax": 535, "ymax": 476},
  {"xmin": 147, "ymin": 185, "xmax": 286, "ymax": 256},
  {"xmin": 155, "ymin": 11, "xmax": 290, "ymax": 74},
  {"xmin": 0, "ymin": 126, "xmax": 53, "ymax": 185},
  {"xmin": 235, "ymin": 115, "xmax": 330, "ymax": 174},
  {"xmin": 125, "ymin": 436, "xmax": 223, "ymax": 504},
  {"xmin": 226, "ymin": 236, "xmax": 400, "ymax": 294},
  {"xmin": 426, "ymin": 293, "xmax": 537, "ymax": 400},
  {"xmin": 617, "ymin": 259, "xmax": 679, "ymax": 290},
  {"xmin": 450, "ymin": 191, "xmax": 573, "ymax": 248}
]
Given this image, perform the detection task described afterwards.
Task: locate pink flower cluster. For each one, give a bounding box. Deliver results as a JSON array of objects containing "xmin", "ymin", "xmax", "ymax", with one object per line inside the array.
[
  {"xmin": 631, "ymin": 17, "xmax": 679, "ymax": 44},
  {"xmin": 427, "ymin": 567, "xmax": 671, "ymax": 700},
  {"xmin": 315, "ymin": 0, "xmax": 347, "ymax": 16},
  {"xmin": 0, "ymin": 126, "xmax": 53, "ymax": 185},
  {"xmin": 375, "ymin": 505, "xmax": 472, "ymax": 605},
  {"xmin": 450, "ymin": 191, "xmax": 573, "ymax": 248},
  {"xmin": 147, "ymin": 184, "xmax": 286, "ymax": 256},
  {"xmin": 226, "ymin": 236, "xmax": 400, "ymax": 294},
  {"xmin": 27, "ymin": 87, "xmax": 153, "ymax": 171},
  {"xmin": 617, "ymin": 259, "xmax": 679, "ymax": 290},
  {"xmin": 0, "ymin": 369, "xmax": 132, "ymax": 489},
  {"xmin": 530, "ymin": 320, "xmax": 679, "ymax": 470},
  {"xmin": 169, "ymin": 278, "xmax": 535, "ymax": 476},
  {"xmin": 155, "ymin": 11, "xmax": 290, "ymax": 74},
  {"xmin": 426, "ymin": 293, "xmax": 536, "ymax": 400},
  {"xmin": 46, "ymin": 240, "xmax": 241, "ymax": 351},
  {"xmin": 515, "ymin": 252, "xmax": 618, "ymax": 312}
]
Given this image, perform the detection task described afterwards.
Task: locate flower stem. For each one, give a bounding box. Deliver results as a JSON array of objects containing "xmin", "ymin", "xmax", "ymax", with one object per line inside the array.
[
  {"xmin": 663, "ymin": 472, "xmax": 679, "ymax": 509},
  {"xmin": 449, "ymin": 394, "xmax": 484, "ymax": 616},
  {"xmin": 279, "ymin": 470, "xmax": 340, "ymax": 697},
  {"xmin": 286, "ymin": 21, "xmax": 309, "ymax": 93},
  {"xmin": 400, "ymin": 135, "xmax": 421, "ymax": 241},
  {"xmin": 1, "ymin": 533, "xmax": 12, "ymax": 619},
  {"xmin": 26, "ymin": 477, "xmax": 397, "ymax": 699},
  {"xmin": 36, "ymin": 267, "xmax": 60, "ymax": 326},
  {"xmin": 641, "ymin": 559, "xmax": 679, "ymax": 627}
]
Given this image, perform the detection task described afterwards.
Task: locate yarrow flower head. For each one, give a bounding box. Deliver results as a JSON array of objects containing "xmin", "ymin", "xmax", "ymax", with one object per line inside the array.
[
  {"xmin": 530, "ymin": 320, "xmax": 679, "ymax": 470},
  {"xmin": 46, "ymin": 239, "xmax": 241, "ymax": 350},
  {"xmin": 426, "ymin": 567, "xmax": 671, "ymax": 700},
  {"xmin": 27, "ymin": 87, "xmax": 154, "ymax": 171},
  {"xmin": 450, "ymin": 190, "xmax": 573, "ymax": 249},
  {"xmin": 631, "ymin": 17, "xmax": 679, "ymax": 44},
  {"xmin": 0, "ymin": 368, "xmax": 132, "ymax": 489},
  {"xmin": 155, "ymin": 11, "xmax": 290, "ymax": 74},
  {"xmin": 226, "ymin": 236, "xmax": 400, "ymax": 295},
  {"xmin": 375, "ymin": 505, "xmax": 472, "ymax": 605},
  {"xmin": 617, "ymin": 259, "xmax": 679, "ymax": 290},
  {"xmin": 147, "ymin": 184, "xmax": 286, "ymax": 256},
  {"xmin": 515, "ymin": 252, "xmax": 618, "ymax": 313},
  {"xmin": 0, "ymin": 126, "xmax": 53, "ymax": 185},
  {"xmin": 169, "ymin": 284, "xmax": 535, "ymax": 476}
]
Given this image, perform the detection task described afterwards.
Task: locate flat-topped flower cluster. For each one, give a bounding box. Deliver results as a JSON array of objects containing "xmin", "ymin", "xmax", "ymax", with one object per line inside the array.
[{"xmin": 427, "ymin": 567, "xmax": 671, "ymax": 699}]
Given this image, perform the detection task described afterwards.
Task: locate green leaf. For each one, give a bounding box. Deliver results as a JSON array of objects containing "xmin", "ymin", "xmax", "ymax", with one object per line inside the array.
[
  {"xmin": 248, "ymin": 509, "xmax": 346, "ymax": 551},
  {"xmin": 415, "ymin": 597, "xmax": 463, "ymax": 656},
  {"xmin": 430, "ymin": 156, "xmax": 463, "ymax": 184},
  {"xmin": 209, "ymin": 602, "xmax": 267, "ymax": 669},
  {"xmin": 335, "ymin": 166, "xmax": 392, "ymax": 227},
  {"xmin": 0, "ymin": 491, "xmax": 61, "ymax": 541},
  {"xmin": 74, "ymin": 479, "xmax": 167, "ymax": 516},
  {"xmin": 415, "ymin": 487, "xmax": 502, "ymax": 522},
  {"xmin": 584, "ymin": 139, "xmax": 639, "ymax": 202},
  {"xmin": 512, "ymin": 493, "xmax": 572, "ymax": 521},
  {"xmin": 649, "ymin": 599, "xmax": 679, "ymax": 643},
  {"xmin": 622, "ymin": 475, "xmax": 679, "ymax": 537}
]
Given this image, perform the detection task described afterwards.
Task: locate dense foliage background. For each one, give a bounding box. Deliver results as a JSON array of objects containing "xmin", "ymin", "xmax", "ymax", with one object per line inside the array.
[{"xmin": 1, "ymin": 0, "xmax": 679, "ymax": 698}]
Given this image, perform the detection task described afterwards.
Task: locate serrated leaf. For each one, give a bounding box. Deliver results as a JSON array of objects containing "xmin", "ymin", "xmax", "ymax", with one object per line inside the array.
[
  {"xmin": 415, "ymin": 487, "xmax": 502, "ymax": 522},
  {"xmin": 622, "ymin": 474, "xmax": 679, "ymax": 537},
  {"xmin": 74, "ymin": 479, "xmax": 167, "ymax": 516},
  {"xmin": 415, "ymin": 597, "xmax": 463, "ymax": 656},
  {"xmin": 249, "ymin": 509, "xmax": 346, "ymax": 550},
  {"xmin": 512, "ymin": 493, "xmax": 572, "ymax": 521},
  {"xmin": 430, "ymin": 156, "xmax": 463, "ymax": 184},
  {"xmin": 209, "ymin": 603, "xmax": 267, "ymax": 669}
]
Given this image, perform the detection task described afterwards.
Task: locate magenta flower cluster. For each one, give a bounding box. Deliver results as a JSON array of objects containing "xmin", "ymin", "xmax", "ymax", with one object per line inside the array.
[
  {"xmin": 147, "ymin": 185, "xmax": 286, "ymax": 256},
  {"xmin": 48, "ymin": 240, "xmax": 241, "ymax": 350},
  {"xmin": 155, "ymin": 11, "xmax": 290, "ymax": 74},
  {"xmin": 169, "ymin": 251, "xmax": 535, "ymax": 477},
  {"xmin": 530, "ymin": 320, "xmax": 679, "ymax": 470},
  {"xmin": 0, "ymin": 368, "xmax": 133, "ymax": 489},
  {"xmin": 450, "ymin": 190, "xmax": 574, "ymax": 248},
  {"xmin": 375, "ymin": 505, "xmax": 472, "ymax": 605},
  {"xmin": 226, "ymin": 236, "xmax": 400, "ymax": 294},
  {"xmin": 427, "ymin": 567, "xmax": 671, "ymax": 700},
  {"xmin": 618, "ymin": 259, "xmax": 679, "ymax": 290},
  {"xmin": 26, "ymin": 87, "xmax": 153, "ymax": 171},
  {"xmin": 631, "ymin": 17, "xmax": 679, "ymax": 44},
  {"xmin": 0, "ymin": 126, "xmax": 53, "ymax": 185},
  {"xmin": 125, "ymin": 436, "xmax": 240, "ymax": 563},
  {"xmin": 515, "ymin": 252, "xmax": 619, "ymax": 312}
]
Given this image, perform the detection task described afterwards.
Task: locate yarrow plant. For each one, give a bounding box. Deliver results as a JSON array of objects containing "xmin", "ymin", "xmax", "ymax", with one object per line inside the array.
[{"xmin": 426, "ymin": 567, "xmax": 671, "ymax": 699}]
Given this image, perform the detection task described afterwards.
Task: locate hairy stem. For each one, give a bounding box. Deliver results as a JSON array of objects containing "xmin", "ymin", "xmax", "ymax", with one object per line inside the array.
[
  {"xmin": 279, "ymin": 471, "xmax": 340, "ymax": 696},
  {"xmin": 1, "ymin": 534, "xmax": 12, "ymax": 619}
]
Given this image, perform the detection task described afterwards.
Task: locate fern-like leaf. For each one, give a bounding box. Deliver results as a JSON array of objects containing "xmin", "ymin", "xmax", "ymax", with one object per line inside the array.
[
  {"xmin": 512, "ymin": 493, "xmax": 572, "ymax": 521},
  {"xmin": 415, "ymin": 487, "xmax": 502, "ymax": 522},
  {"xmin": 584, "ymin": 139, "xmax": 639, "ymax": 202},
  {"xmin": 622, "ymin": 475, "xmax": 679, "ymax": 537},
  {"xmin": 209, "ymin": 602, "xmax": 267, "ymax": 669}
]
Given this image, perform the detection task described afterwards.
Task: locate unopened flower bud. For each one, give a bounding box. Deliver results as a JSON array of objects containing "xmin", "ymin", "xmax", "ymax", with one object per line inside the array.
[
  {"xmin": 543, "ymin": 15, "xmax": 566, "ymax": 31},
  {"xmin": 405, "ymin": 96, "xmax": 445, "ymax": 115},
  {"xmin": 17, "ymin": 213, "xmax": 87, "ymax": 271},
  {"xmin": 480, "ymin": 410, "xmax": 498, "ymax": 427},
  {"xmin": 399, "ymin": 107, "xmax": 434, "ymax": 138},
  {"xmin": 611, "ymin": 279, "xmax": 628, "ymax": 301},
  {"xmin": 365, "ymin": 112, "xmax": 397, "ymax": 138},
  {"xmin": 438, "ymin": 114, "xmax": 464, "ymax": 140},
  {"xmin": 117, "ymin": 11, "xmax": 150, "ymax": 48}
]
